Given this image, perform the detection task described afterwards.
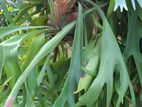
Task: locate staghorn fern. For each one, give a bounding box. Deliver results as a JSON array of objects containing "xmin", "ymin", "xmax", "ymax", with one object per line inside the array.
[{"xmin": 0, "ymin": 0, "xmax": 142, "ymax": 107}]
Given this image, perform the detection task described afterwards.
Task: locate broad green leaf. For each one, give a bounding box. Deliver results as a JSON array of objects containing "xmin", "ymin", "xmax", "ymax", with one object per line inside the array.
[
  {"xmin": 124, "ymin": 8, "xmax": 142, "ymax": 94},
  {"xmin": 75, "ymin": 38, "xmax": 101, "ymax": 93},
  {"xmin": 76, "ymin": 1, "xmax": 136, "ymax": 107},
  {"xmin": 53, "ymin": 3, "xmax": 83, "ymax": 107},
  {"xmin": 0, "ymin": 36, "xmax": 24, "ymax": 87}
]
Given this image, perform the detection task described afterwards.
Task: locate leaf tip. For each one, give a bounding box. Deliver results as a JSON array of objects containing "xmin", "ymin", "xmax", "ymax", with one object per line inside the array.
[{"xmin": 4, "ymin": 96, "xmax": 14, "ymax": 107}]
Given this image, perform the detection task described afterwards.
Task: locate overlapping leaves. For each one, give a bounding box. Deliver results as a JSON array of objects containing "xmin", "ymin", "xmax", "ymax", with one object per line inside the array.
[
  {"xmin": 0, "ymin": 0, "xmax": 141, "ymax": 107},
  {"xmin": 75, "ymin": 1, "xmax": 136, "ymax": 107},
  {"xmin": 4, "ymin": 21, "xmax": 75, "ymax": 107},
  {"xmin": 53, "ymin": 3, "xmax": 83, "ymax": 107}
]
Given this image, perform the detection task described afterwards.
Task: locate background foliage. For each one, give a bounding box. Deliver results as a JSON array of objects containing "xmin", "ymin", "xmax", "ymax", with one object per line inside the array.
[{"xmin": 0, "ymin": 0, "xmax": 142, "ymax": 107}]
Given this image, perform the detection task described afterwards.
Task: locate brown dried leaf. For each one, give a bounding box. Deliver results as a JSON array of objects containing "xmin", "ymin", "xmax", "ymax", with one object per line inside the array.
[{"xmin": 54, "ymin": 0, "xmax": 76, "ymax": 25}]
